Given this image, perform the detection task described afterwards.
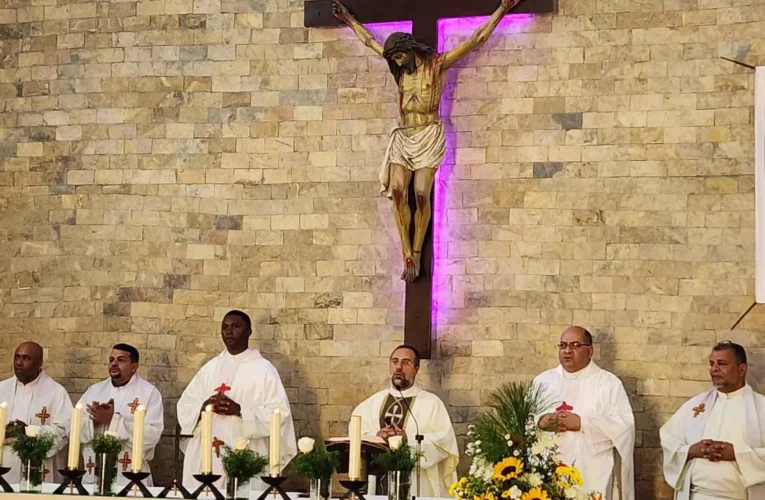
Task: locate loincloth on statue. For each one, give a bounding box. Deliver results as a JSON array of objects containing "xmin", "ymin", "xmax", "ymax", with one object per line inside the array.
[{"xmin": 378, "ymin": 121, "xmax": 446, "ymax": 199}]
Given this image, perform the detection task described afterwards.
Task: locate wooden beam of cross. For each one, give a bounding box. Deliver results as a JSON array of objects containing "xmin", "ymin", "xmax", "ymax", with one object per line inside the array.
[
  {"xmin": 304, "ymin": 0, "xmax": 556, "ymax": 48},
  {"xmin": 305, "ymin": 0, "xmax": 556, "ymax": 358}
]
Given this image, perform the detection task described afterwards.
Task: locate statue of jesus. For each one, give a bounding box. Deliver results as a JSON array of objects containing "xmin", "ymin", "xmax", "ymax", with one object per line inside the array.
[{"xmin": 332, "ymin": 0, "xmax": 522, "ymax": 282}]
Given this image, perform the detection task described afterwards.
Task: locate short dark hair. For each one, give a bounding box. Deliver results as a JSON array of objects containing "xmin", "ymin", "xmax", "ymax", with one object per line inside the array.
[
  {"xmin": 713, "ymin": 341, "xmax": 747, "ymax": 365},
  {"xmin": 391, "ymin": 344, "xmax": 421, "ymax": 367},
  {"xmin": 112, "ymin": 343, "xmax": 139, "ymax": 363},
  {"xmin": 382, "ymin": 32, "xmax": 436, "ymax": 84},
  {"xmin": 224, "ymin": 310, "xmax": 251, "ymax": 330}
]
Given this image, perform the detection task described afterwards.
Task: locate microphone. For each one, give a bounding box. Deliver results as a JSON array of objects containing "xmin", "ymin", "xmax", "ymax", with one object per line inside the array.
[{"xmin": 396, "ymin": 386, "xmax": 424, "ymax": 499}]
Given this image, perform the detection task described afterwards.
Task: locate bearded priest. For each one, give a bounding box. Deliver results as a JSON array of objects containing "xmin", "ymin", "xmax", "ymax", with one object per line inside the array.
[
  {"xmin": 351, "ymin": 345, "xmax": 459, "ymax": 497},
  {"xmin": 533, "ymin": 327, "xmax": 635, "ymax": 500}
]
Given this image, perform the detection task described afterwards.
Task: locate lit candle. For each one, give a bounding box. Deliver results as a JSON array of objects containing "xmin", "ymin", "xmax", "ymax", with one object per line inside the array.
[
  {"xmin": 132, "ymin": 405, "xmax": 146, "ymax": 472},
  {"xmin": 201, "ymin": 405, "xmax": 213, "ymax": 474},
  {"xmin": 0, "ymin": 402, "xmax": 7, "ymax": 467},
  {"xmin": 269, "ymin": 409, "xmax": 281, "ymax": 477},
  {"xmin": 67, "ymin": 404, "xmax": 83, "ymax": 469},
  {"xmin": 348, "ymin": 415, "xmax": 361, "ymax": 480}
]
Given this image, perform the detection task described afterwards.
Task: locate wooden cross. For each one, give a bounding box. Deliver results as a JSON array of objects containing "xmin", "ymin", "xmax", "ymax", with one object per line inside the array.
[
  {"xmin": 215, "ymin": 383, "xmax": 231, "ymax": 396},
  {"xmin": 555, "ymin": 401, "xmax": 574, "ymax": 412},
  {"xmin": 693, "ymin": 403, "xmax": 706, "ymax": 418},
  {"xmin": 118, "ymin": 451, "xmax": 132, "ymax": 471},
  {"xmin": 127, "ymin": 398, "xmax": 141, "ymax": 414},
  {"xmin": 304, "ymin": 0, "xmax": 556, "ymax": 358},
  {"xmin": 86, "ymin": 456, "xmax": 95, "ymax": 475},
  {"xmin": 212, "ymin": 437, "xmax": 225, "ymax": 458},
  {"xmin": 35, "ymin": 406, "xmax": 50, "ymax": 425}
]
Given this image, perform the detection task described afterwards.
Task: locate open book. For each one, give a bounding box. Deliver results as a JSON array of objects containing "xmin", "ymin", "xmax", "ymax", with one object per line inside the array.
[{"xmin": 326, "ymin": 435, "xmax": 389, "ymax": 449}]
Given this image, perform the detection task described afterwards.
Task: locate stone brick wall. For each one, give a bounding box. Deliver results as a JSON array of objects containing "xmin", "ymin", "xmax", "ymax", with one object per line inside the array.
[{"xmin": 2, "ymin": 0, "xmax": 765, "ymax": 496}]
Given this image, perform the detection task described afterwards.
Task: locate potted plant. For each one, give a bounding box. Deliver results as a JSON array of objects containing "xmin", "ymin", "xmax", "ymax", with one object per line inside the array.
[
  {"xmin": 92, "ymin": 431, "xmax": 127, "ymax": 496},
  {"xmin": 292, "ymin": 438, "xmax": 340, "ymax": 500},
  {"xmin": 11, "ymin": 425, "xmax": 56, "ymax": 493},
  {"xmin": 221, "ymin": 438, "xmax": 268, "ymax": 500},
  {"xmin": 449, "ymin": 382, "xmax": 602, "ymax": 500},
  {"xmin": 374, "ymin": 436, "xmax": 420, "ymax": 500}
]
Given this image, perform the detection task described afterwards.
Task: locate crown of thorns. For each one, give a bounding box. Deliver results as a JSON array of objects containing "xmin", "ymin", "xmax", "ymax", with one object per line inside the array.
[{"xmin": 382, "ymin": 32, "xmax": 436, "ymax": 60}]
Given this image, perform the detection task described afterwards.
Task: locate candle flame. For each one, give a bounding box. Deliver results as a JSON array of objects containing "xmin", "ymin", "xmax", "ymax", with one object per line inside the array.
[
  {"xmin": 273, "ymin": 408, "xmax": 280, "ymax": 414},
  {"xmin": 205, "ymin": 404, "xmax": 214, "ymax": 412},
  {"xmin": 137, "ymin": 405, "xmax": 146, "ymax": 412},
  {"xmin": 75, "ymin": 403, "xmax": 83, "ymax": 410},
  {"xmin": 0, "ymin": 401, "xmax": 6, "ymax": 408}
]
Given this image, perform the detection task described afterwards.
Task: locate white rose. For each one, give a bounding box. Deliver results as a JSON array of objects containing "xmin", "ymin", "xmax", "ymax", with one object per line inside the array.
[
  {"xmin": 509, "ymin": 486, "xmax": 521, "ymax": 500},
  {"xmin": 388, "ymin": 436, "xmax": 403, "ymax": 451},
  {"xmin": 25, "ymin": 425, "xmax": 40, "ymax": 438},
  {"xmin": 298, "ymin": 437, "xmax": 315, "ymax": 454},
  {"xmin": 104, "ymin": 431, "xmax": 119, "ymax": 438},
  {"xmin": 235, "ymin": 438, "xmax": 250, "ymax": 451}
]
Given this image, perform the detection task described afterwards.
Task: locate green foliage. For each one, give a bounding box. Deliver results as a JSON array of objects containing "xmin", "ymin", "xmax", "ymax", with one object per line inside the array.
[
  {"xmin": 374, "ymin": 444, "xmax": 421, "ymax": 473},
  {"xmin": 292, "ymin": 440, "xmax": 339, "ymax": 480},
  {"xmin": 93, "ymin": 433, "xmax": 127, "ymax": 455},
  {"xmin": 11, "ymin": 432, "xmax": 56, "ymax": 464},
  {"xmin": 221, "ymin": 447, "xmax": 268, "ymax": 484}
]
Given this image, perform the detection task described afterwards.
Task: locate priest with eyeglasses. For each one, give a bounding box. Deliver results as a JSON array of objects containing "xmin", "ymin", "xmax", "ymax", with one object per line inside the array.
[{"xmin": 533, "ymin": 326, "xmax": 635, "ymax": 500}]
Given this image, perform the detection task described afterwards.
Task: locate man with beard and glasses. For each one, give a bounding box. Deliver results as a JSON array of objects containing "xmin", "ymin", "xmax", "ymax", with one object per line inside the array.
[
  {"xmin": 177, "ymin": 310, "xmax": 296, "ymax": 492},
  {"xmin": 351, "ymin": 345, "xmax": 458, "ymax": 497},
  {"xmin": 661, "ymin": 341, "xmax": 765, "ymax": 500},
  {"xmin": 332, "ymin": 0, "xmax": 522, "ymax": 282},
  {"xmin": 77, "ymin": 344, "xmax": 164, "ymax": 485},
  {"xmin": 0, "ymin": 342, "xmax": 72, "ymax": 482},
  {"xmin": 533, "ymin": 327, "xmax": 635, "ymax": 500}
]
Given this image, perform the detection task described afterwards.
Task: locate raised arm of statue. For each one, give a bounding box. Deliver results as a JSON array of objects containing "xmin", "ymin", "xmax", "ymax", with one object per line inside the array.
[
  {"xmin": 332, "ymin": 0, "xmax": 384, "ymax": 56},
  {"xmin": 441, "ymin": 0, "xmax": 522, "ymax": 69}
]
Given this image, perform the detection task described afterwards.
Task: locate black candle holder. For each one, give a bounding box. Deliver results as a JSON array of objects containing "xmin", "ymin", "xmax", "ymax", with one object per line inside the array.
[
  {"xmin": 339, "ymin": 480, "xmax": 367, "ymax": 500},
  {"xmin": 117, "ymin": 471, "xmax": 153, "ymax": 497},
  {"xmin": 0, "ymin": 466, "xmax": 13, "ymax": 493},
  {"xmin": 158, "ymin": 479, "xmax": 192, "ymax": 499},
  {"xmin": 53, "ymin": 468, "xmax": 89, "ymax": 495},
  {"xmin": 191, "ymin": 473, "xmax": 224, "ymax": 500},
  {"xmin": 255, "ymin": 476, "xmax": 290, "ymax": 500}
]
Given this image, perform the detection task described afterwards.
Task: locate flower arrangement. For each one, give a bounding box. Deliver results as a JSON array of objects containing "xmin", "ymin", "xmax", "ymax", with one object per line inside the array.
[
  {"xmin": 449, "ymin": 383, "xmax": 601, "ymax": 500},
  {"xmin": 374, "ymin": 436, "xmax": 420, "ymax": 473},
  {"xmin": 11, "ymin": 425, "xmax": 56, "ymax": 490},
  {"xmin": 292, "ymin": 438, "xmax": 339, "ymax": 500},
  {"xmin": 92, "ymin": 431, "xmax": 127, "ymax": 495},
  {"xmin": 221, "ymin": 438, "xmax": 268, "ymax": 499}
]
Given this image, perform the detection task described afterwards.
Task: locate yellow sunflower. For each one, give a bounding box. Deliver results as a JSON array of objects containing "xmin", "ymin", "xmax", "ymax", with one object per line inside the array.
[
  {"xmin": 450, "ymin": 478, "xmax": 469, "ymax": 497},
  {"xmin": 555, "ymin": 465, "xmax": 584, "ymax": 487},
  {"xmin": 493, "ymin": 457, "xmax": 524, "ymax": 481},
  {"xmin": 473, "ymin": 493, "xmax": 495, "ymax": 500},
  {"xmin": 520, "ymin": 488, "xmax": 550, "ymax": 500}
]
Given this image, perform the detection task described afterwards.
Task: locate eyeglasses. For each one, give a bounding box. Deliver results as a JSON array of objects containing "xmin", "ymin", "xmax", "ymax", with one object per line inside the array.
[{"xmin": 557, "ymin": 342, "xmax": 592, "ymax": 350}]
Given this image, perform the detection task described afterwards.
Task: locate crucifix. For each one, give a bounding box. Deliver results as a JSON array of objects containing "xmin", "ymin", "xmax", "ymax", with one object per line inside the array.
[
  {"xmin": 35, "ymin": 406, "xmax": 50, "ymax": 425},
  {"xmin": 128, "ymin": 398, "xmax": 141, "ymax": 414},
  {"xmin": 304, "ymin": 0, "xmax": 555, "ymax": 358}
]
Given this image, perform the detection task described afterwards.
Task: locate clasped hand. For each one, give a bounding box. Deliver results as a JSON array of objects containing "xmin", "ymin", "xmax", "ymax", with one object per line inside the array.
[
  {"xmin": 538, "ymin": 411, "xmax": 581, "ymax": 432},
  {"xmin": 377, "ymin": 423, "xmax": 407, "ymax": 442},
  {"xmin": 202, "ymin": 394, "xmax": 241, "ymax": 417},
  {"xmin": 87, "ymin": 399, "xmax": 115, "ymax": 426},
  {"xmin": 689, "ymin": 439, "xmax": 736, "ymax": 462}
]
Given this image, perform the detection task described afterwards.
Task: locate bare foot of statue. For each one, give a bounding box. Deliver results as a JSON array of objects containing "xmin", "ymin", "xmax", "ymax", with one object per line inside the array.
[{"xmin": 401, "ymin": 256, "xmax": 417, "ymax": 282}]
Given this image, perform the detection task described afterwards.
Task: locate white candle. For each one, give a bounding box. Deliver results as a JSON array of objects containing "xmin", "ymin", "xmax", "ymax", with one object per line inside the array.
[
  {"xmin": 201, "ymin": 405, "xmax": 213, "ymax": 474},
  {"xmin": 0, "ymin": 402, "xmax": 7, "ymax": 467},
  {"xmin": 67, "ymin": 404, "xmax": 83, "ymax": 469},
  {"xmin": 132, "ymin": 405, "xmax": 146, "ymax": 472},
  {"xmin": 269, "ymin": 409, "xmax": 281, "ymax": 477},
  {"xmin": 348, "ymin": 415, "xmax": 362, "ymax": 480}
]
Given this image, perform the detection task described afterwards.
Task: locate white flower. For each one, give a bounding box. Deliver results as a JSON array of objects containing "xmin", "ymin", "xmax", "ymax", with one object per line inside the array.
[
  {"xmin": 524, "ymin": 472, "xmax": 543, "ymax": 488},
  {"xmin": 235, "ymin": 438, "xmax": 250, "ymax": 451},
  {"xmin": 564, "ymin": 488, "xmax": 577, "ymax": 499},
  {"xmin": 25, "ymin": 425, "xmax": 40, "ymax": 438},
  {"xmin": 298, "ymin": 437, "xmax": 315, "ymax": 453},
  {"xmin": 504, "ymin": 434, "xmax": 511, "ymax": 440},
  {"xmin": 388, "ymin": 436, "xmax": 403, "ymax": 451},
  {"xmin": 508, "ymin": 486, "xmax": 522, "ymax": 499},
  {"xmin": 513, "ymin": 450, "xmax": 519, "ymax": 457},
  {"xmin": 104, "ymin": 431, "xmax": 119, "ymax": 438}
]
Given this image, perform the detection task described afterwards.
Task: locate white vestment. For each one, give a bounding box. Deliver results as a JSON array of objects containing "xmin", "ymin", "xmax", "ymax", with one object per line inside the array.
[
  {"xmin": 352, "ymin": 385, "xmax": 459, "ymax": 498},
  {"xmin": 0, "ymin": 371, "xmax": 73, "ymax": 482},
  {"xmin": 660, "ymin": 385, "xmax": 765, "ymax": 500},
  {"xmin": 534, "ymin": 362, "xmax": 635, "ymax": 500},
  {"xmin": 379, "ymin": 121, "xmax": 446, "ymax": 199},
  {"xmin": 76, "ymin": 374, "xmax": 164, "ymax": 486},
  {"xmin": 178, "ymin": 349, "xmax": 297, "ymax": 491}
]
